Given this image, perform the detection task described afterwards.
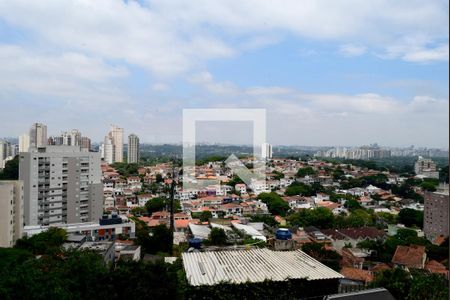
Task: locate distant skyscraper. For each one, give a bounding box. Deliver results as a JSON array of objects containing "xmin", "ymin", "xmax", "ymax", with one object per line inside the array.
[
  {"xmin": 19, "ymin": 146, "xmax": 103, "ymax": 226},
  {"xmin": 62, "ymin": 129, "xmax": 81, "ymax": 146},
  {"xmin": 80, "ymin": 137, "xmax": 91, "ymax": 152},
  {"xmin": 19, "ymin": 134, "xmax": 30, "ymax": 152},
  {"xmin": 0, "ymin": 180, "xmax": 24, "ymax": 247},
  {"xmin": 0, "ymin": 140, "xmax": 9, "ymax": 161},
  {"xmin": 414, "ymin": 156, "xmax": 439, "ymax": 179},
  {"xmin": 103, "ymin": 135, "xmax": 114, "ymax": 164},
  {"xmin": 262, "ymin": 143, "xmax": 273, "ymax": 159},
  {"xmin": 109, "ymin": 125, "xmax": 124, "ymax": 163},
  {"xmin": 29, "ymin": 123, "xmax": 47, "ymax": 148},
  {"xmin": 127, "ymin": 134, "xmax": 140, "ymax": 163}
]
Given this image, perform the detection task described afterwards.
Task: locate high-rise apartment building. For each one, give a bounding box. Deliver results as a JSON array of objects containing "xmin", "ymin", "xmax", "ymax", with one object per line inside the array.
[
  {"xmin": 19, "ymin": 146, "xmax": 103, "ymax": 226},
  {"xmin": 0, "ymin": 140, "xmax": 13, "ymax": 169},
  {"xmin": 103, "ymin": 135, "xmax": 114, "ymax": 164},
  {"xmin": 127, "ymin": 134, "xmax": 140, "ymax": 163},
  {"xmin": 0, "ymin": 181, "xmax": 24, "ymax": 247},
  {"xmin": 262, "ymin": 143, "xmax": 273, "ymax": 159},
  {"xmin": 424, "ymin": 184, "xmax": 449, "ymax": 242},
  {"xmin": 29, "ymin": 123, "xmax": 47, "ymax": 148},
  {"xmin": 109, "ymin": 125, "xmax": 124, "ymax": 163},
  {"xmin": 80, "ymin": 137, "xmax": 91, "ymax": 152},
  {"xmin": 414, "ymin": 156, "xmax": 439, "ymax": 179},
  {"xmin": 19, "ymin": 134, "xmax": 30, "ymax": 152},
  {"xmin": 62, "ymin": 129, "xmax": 82, "ymax": 146}
]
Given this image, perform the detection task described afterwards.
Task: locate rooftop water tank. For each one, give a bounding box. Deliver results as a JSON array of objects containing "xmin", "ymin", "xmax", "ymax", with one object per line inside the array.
[
  {"xmin": 276, "ymin": 228, "xmax": 292, "ymax": 240},
  {"xmin": 188, "ymin": 238, "xmax": 202, "ymax": 249}
]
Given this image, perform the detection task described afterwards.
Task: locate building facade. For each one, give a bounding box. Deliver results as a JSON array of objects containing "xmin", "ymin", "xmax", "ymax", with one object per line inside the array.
[
  {"xmin": 19, "ymin": 134, "xmax": 30, "ymax": 153},
  {"xmin": 415, "ymin": 156, "xmax": 439, "ymax": 179},
  {"xmin": 19, "ymin": 146, "xmax": 103, "ymax": 226},
  {"xmin": 103, "ymin": 135, "xmax": 114, "ymax": 164},
  {"xmin": 110, "ymin": 125, "xmax": 124, "ymax": 163},
  {"xmin": 262, "ymin": 143, "xmax": 273, "ymax": 159},
  {"xmin": 127, "ymin": 134, "xmax": 140, "ymax": 163},
  {"xmin": 424, "ymin": 185, "xmax": 449, "ymax": 242},
  {"xmin": 29, "ymin": 123, "xmax": 47, "ymax": 148},
  {"xmin": 80, "ymin": 137, "xmax": 91, "ymax": 152},
  {"xmin": 0, "ymin": 181, "xmax": 24, "ymax": 247}
]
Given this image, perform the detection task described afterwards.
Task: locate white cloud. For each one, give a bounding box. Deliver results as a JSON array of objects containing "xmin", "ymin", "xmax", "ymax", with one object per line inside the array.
[
  {"xmin": 0, "ymin": 44, "xmax": 128, "ymax": 105},
  {"xmin": 152, "ymin": 83, "xmax": 169, "ymax": 92},
  {"xmin": 339, "ymin": 44, "xmax": 367, "ymax": 57},
  {"xmin": 0, "ymin": 0, "xmax": 447, "ymax": 79},
  {"xmin": 188, "ymin": 74, "xmax": 449, "ymax": 147}
]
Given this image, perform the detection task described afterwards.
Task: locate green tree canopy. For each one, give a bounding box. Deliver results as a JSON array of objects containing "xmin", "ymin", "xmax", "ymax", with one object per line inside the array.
[
  {"xmin": 288, "ymin": 207, "xmax": 335, "ymax": 229},
  {"xmin": 257, "ymin": 192, "xmax": 290, "ymax": 217},
  {"xmin": 0, "ymin": 155, "xmax": 19, "ymax": 180},
  {"xmin": 145, "ymin": 197, "xmax": 167, "ymax": 215},
  {"xmin": 209, "ymin": 228, "xmax": 227, "ymax": 246},
  {"xmin": 296, "ymin": 167, "xmax": 316, "ymax": 177},
  {"xmin": 398, "ymin": 208, "xmax": 423, "ymax": 228}
]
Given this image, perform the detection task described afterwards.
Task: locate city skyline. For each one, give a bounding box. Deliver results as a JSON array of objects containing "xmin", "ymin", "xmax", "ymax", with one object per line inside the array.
[{"xmin": 0, "ymin": 1, "xmax": 448, "ymax": 147}]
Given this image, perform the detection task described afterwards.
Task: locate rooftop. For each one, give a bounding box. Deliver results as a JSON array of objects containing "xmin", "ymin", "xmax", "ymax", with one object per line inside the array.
[{"xmin": 182, "ymin": 248, "xmax": 343, "ymax": 286}]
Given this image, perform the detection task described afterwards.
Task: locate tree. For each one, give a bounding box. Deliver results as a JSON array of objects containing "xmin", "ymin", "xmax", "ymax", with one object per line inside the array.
[
  {"xmin": 145, "ymin": 197, "xmax": 166, "ymax": 214},
  {"xmin": 301, "ymin": 243, "xmax": 342, "ymax": 271},
  {"xmin": 371, "ymin": 268, "xmax": 411, "ymax": 300},
  {"xmin": 131, "ymin": 207, "xmax": 146, "ymax": 217},
  {"xmin": 408, "ymin": 270, "xmax": 449, "ymax": 300},
  {"xmin": 257, "ymin": 192, "xmax": 290, "ymax": 216},
  {"xmin": 346, "ymin": 209, "xmax": 372, "ymax": 228},
  {"xmin": 199, "ymin": 211, "xmax": 212, "ymax": 222},
  {"xmin": 344, "ymin": 199, "xmax": 362, "ymax": 211},
  {"xmin": 296, "ymin": 167, "xmax": 316, "ymax": 177},
  {"xmin": 439, "ymin": 166, "xmax": 449, "ymax": 183},
  {"xmin": 249, "ymin": 215, "xmax": 278, "ymax": 227},
  {"xmin": 155, "ymin": 173, "xmax": 163, "ymax": 183},
  {"xmin": 420, "ymin": 181, "xmax": 437, "ymax": 192},
  {"xmin": 148, "ymin": 224, "xmax": 173, "ymax": 254},
  {"xmin": 0, "ymin": 155, "xmax": 19, "ymax": 180},
  {"xmin": 285, "ymin": 182, "xmax": 319, "ymax": 196},
  {"xmin": 15, "ymin": 227, "xmax": 67, "ymax": 255},
  {"xmin": 209, "ymin": 228, "xmax": 227, "ymax": 246},
  {"xmin": 398, "ymin": 208, "xmax": 423, "ymax": 228},
  {"xmin": 288, "ymin": 207, "xmax": 335, "ymax": 229}
]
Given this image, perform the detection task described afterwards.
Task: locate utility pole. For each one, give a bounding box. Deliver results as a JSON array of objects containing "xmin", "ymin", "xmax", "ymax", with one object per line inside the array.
[{"xmin": 169, "ymin": 158, "xmax": 176, "ymax": 254}]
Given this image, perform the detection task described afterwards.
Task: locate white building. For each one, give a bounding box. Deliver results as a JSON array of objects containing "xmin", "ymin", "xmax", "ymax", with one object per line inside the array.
[
  {"xmin": 0, "ymin": 181, "xmax": 24, "ymax": 247},
  {"xmin": 19, "ymin": 134, "xmax": 30, "ymax": 153},
  {"xmin": 103, "ymin": 135, "xmax": 114, "ymax": 164},
  {"xmin": 262, "ymin": 143, "xmax": 273, "ymax": 159}
]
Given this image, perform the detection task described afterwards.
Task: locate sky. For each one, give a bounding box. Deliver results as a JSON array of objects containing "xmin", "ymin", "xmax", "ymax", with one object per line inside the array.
[{"xmin": 0, "ymin": 0, "xmax": 448, "ymax": 147}]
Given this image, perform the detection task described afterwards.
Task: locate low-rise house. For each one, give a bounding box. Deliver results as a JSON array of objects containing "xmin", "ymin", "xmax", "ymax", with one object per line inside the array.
[
  {"xmin": 425, "ymin": 260, "xmax": 449, "ymax": 278},
  {"xmin": 341, "ymin": 247, "xmax": 371, "ymax": 269},
  {"xmin": 391, "ymin": 245, "xmax": 426, "ymax": 269},
  {"xmin": 321, "ymin": 227, "xmax": 385, "ymax": 251},
  {"xmin": 137, "ymin": 194, "xmax": 153, "ymax": 206},
  {"xmin": 340, "ymin": 267, "xmax": 373, "ymax": 287}
]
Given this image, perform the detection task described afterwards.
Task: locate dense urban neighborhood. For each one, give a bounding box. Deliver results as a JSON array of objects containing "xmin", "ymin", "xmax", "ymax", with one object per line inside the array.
[{"xmin": 0, "ymin": 128, "xmax": 448, "ymax": 299}]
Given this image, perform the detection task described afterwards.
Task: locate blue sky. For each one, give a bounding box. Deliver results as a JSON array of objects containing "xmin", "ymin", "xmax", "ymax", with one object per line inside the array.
[{"xmin": 0, "ymin": 0, "xmax": 448, "ymax": 147}]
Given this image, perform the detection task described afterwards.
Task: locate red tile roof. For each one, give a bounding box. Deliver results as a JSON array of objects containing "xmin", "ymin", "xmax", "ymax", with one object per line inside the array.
[
  {"xmin": 392, "ymin": 245, "xmax": 426, "ymax": 268},
  {"xmin": 340, "ymin": 267, "xmax": 374, "ymax": 283},
  {"xmin": 425, "ymin": 260, "xmax": 448, "ymax": 277}
]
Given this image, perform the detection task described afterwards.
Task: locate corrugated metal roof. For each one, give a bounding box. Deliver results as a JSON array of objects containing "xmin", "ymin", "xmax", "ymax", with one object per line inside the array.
[
  {"xmin": 182, "ymin": 248, "xmax": 344, "ymax": 286},
  {"xmin": 210, "ymin": 222, "xmax": 233, "ymax": 232},
  {"xmin": 188, "ymin": 223, "xmax": 211, "ymax": 240},
  {"xmin": 232, "ymin": 222, "xmax": 266, "ymax": 241}
]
